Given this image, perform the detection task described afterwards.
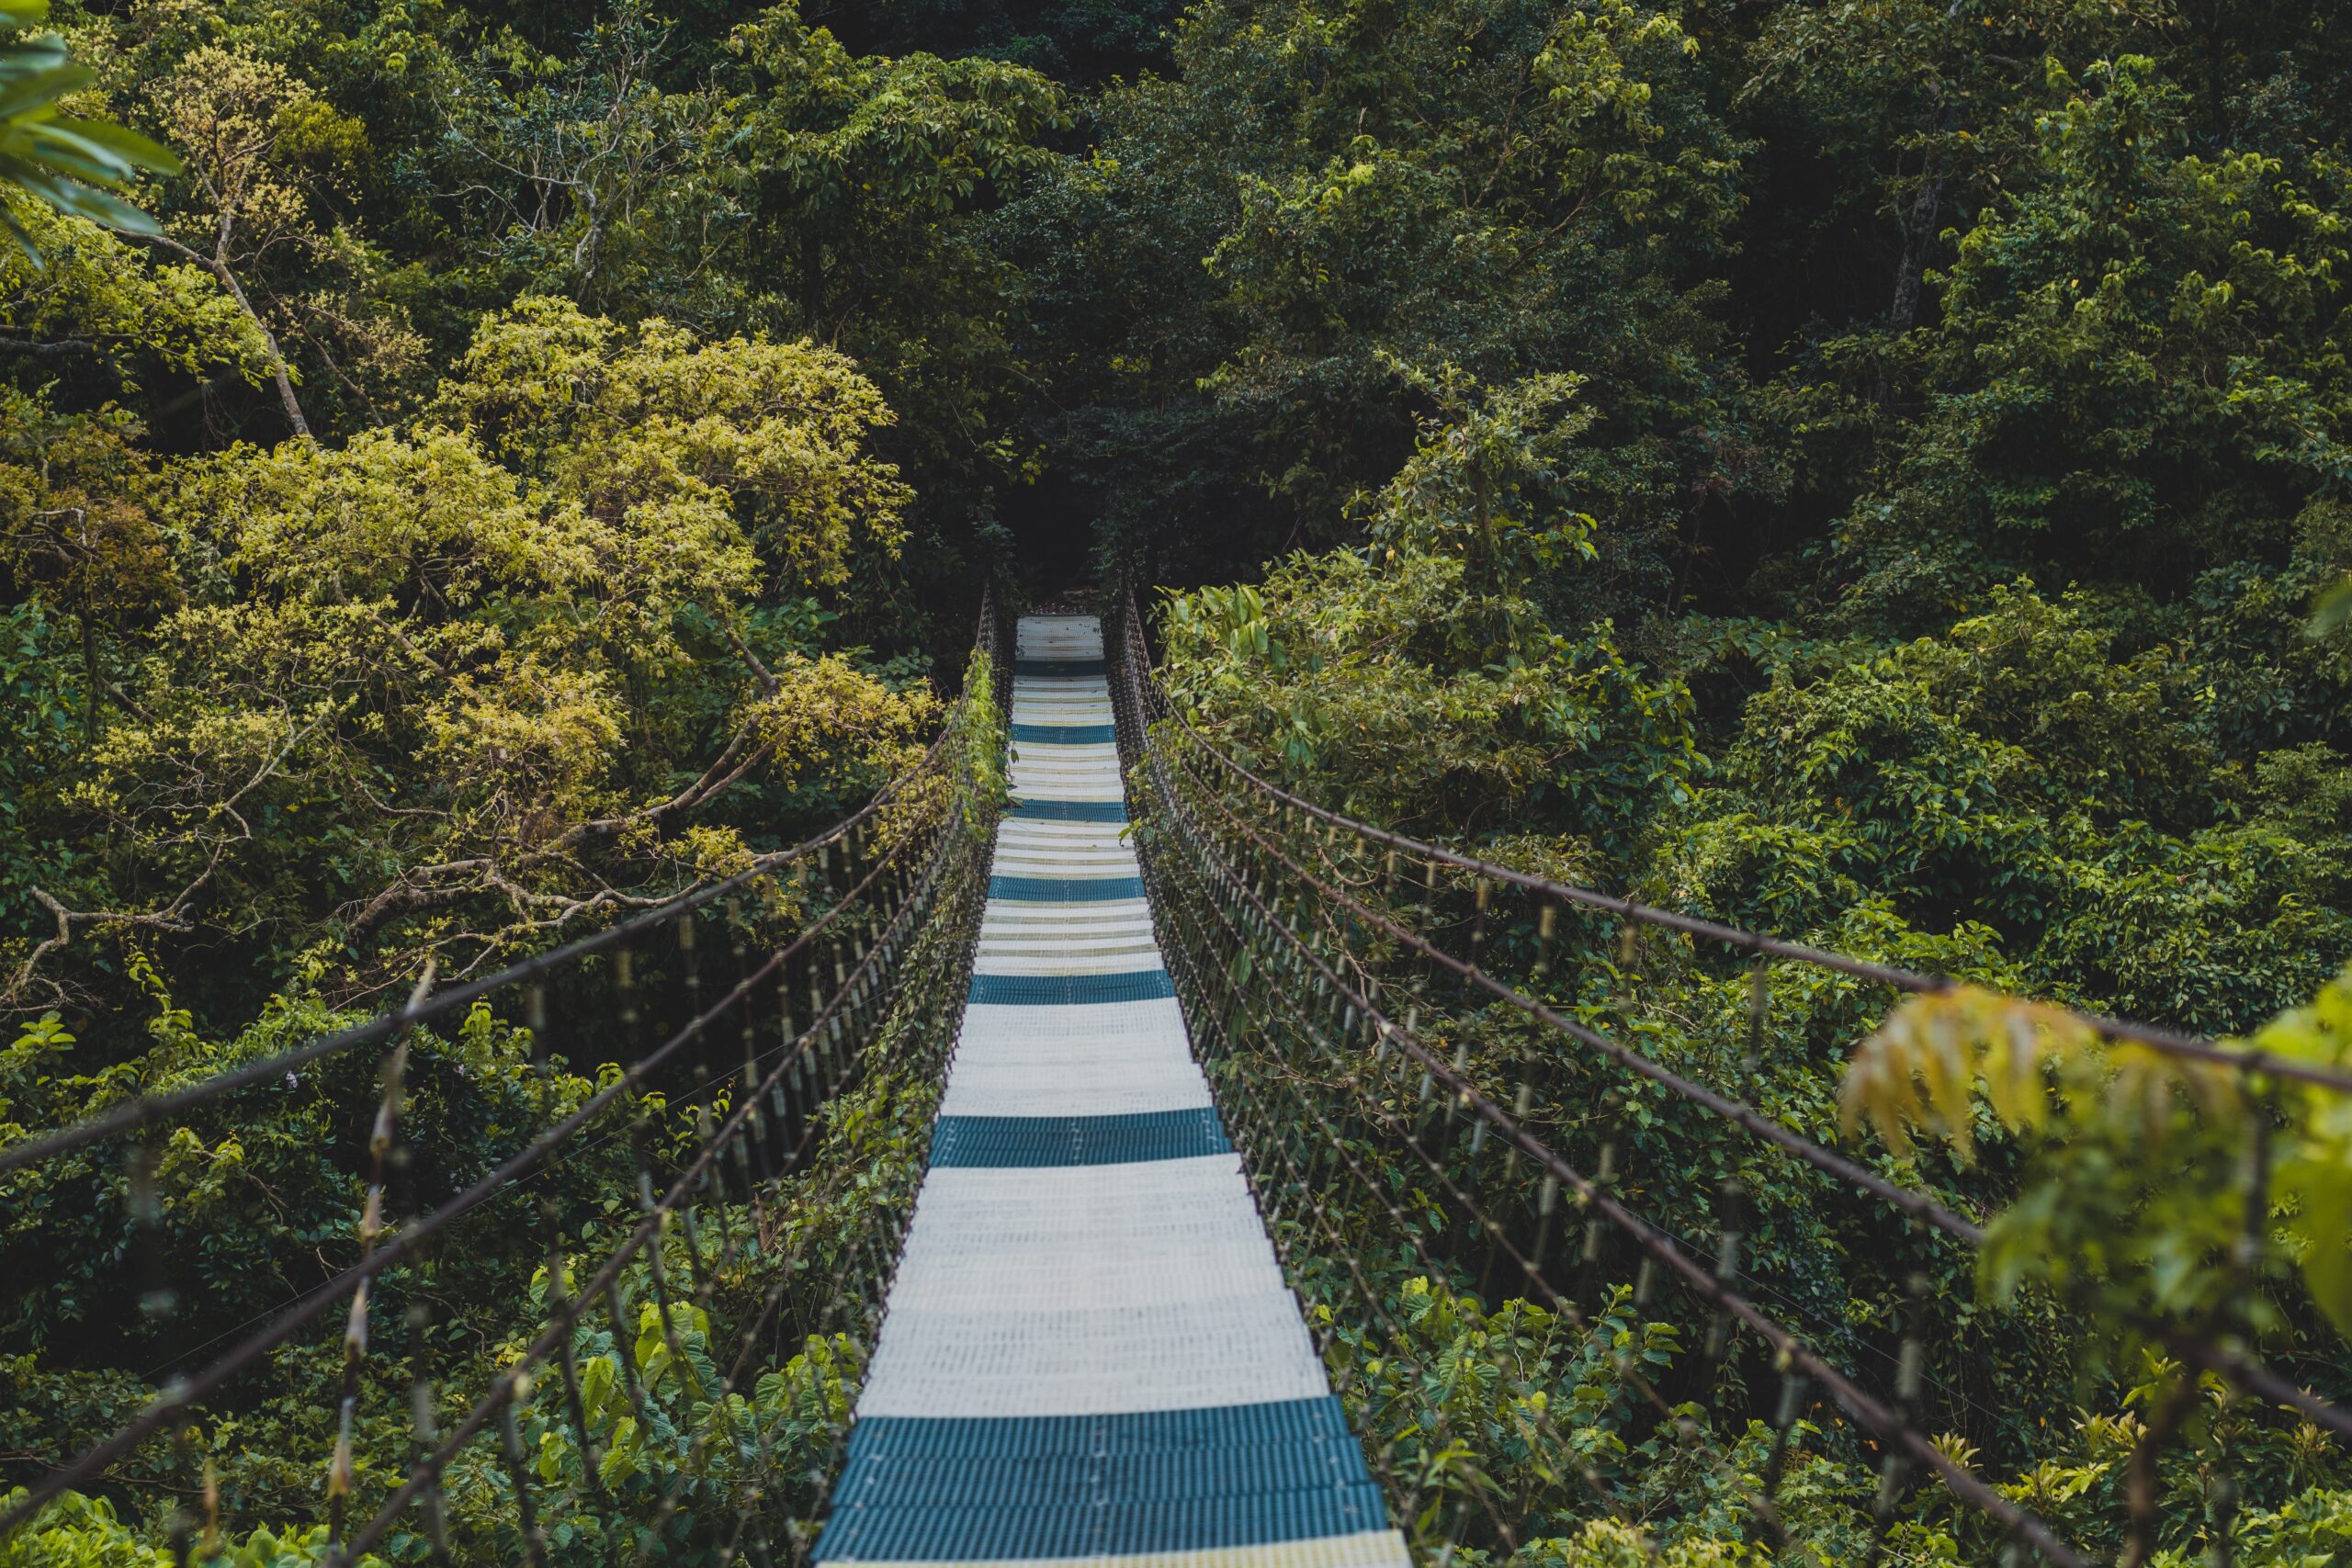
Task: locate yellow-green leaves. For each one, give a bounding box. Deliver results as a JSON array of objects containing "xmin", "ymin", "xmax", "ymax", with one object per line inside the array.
[
  {"xmin": 1842, "ymin": 968, "xmax": 2352, "ymax": 1340},
  {"xmin": 0, "ymin": 199, "xmax": 267, "ymax": 382},
  {"xmin": 439, "ymin": 297, "xmax": 909, "ymax": 592},
  {"xmin": 33, "ymin": 291, "xmax": 930, "ymax": 985},
  {"xmin": 228, "ymin": 427, "xmax": 538, "ymax": 604},
  {"xmin": 634, "ymin": 1299, "xmax": 713, "ymax": 1400},
  {"xmin": 420, "ymin": 656, "xmax": 627, "ymax": 829},
  {"xmin": 149, "ymin": 49, "xmax": 319, "ymax": 261},
  {"xmin": 1838, "ymin": 983, "xmax": 2089, "ymax": 1160},
  {"xmin": 2245, "ymin": 969, "xmax": 2352, "ymax": 1337},
  {"xmin": 752, "ymin": 652, "xmax": 937, "ymax": 799},
  {"xmin": 0, "ymin": 1488, "xmax": 390, "ymax": 1566}
]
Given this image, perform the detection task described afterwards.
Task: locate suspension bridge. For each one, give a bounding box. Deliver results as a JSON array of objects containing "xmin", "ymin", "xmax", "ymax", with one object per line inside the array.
[
  {"xmin": 813, "ymin": 614, "xmax": 1403, "ymax": 1568},
  {"xmin": 0, "ymin": 591, "xmax": 2343, "ymax": 1567}
]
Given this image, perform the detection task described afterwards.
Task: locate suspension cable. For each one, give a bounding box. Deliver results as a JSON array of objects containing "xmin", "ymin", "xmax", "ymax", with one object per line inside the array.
[
  {"xmin": 0, "ymin": 590, "xmax": 1010, "ymax": 1560},
  {"xmin": 336, "ymin": 795, "xmax": 976, "ymax": 1564},
  {"xmin": 1111, "ymin": 582, "xmax": 2352, "ymax": 1568},
  {"xmin": 1138, "ymin": 620, "xmax": 2352, "ymax": 1448},
  {"xmin": 0, "ymin": 753, "xmax": 955, "ymax": 1542},
  {"xmin": 1154, "ymin": 815, "xmax": 1822, "ymax": 1558},
  {"xmin": 1133, "ymin": 722, "xmax": 2095, "ymax": 1568},
  {"xmin": 1129, "ymin": 592, "xmax": 2352, "ymax": 1099},
  {"xmin": 1156, "ymin": 727, "xmax": 1989, "ymax": 1244},
  {"xmin": 0, "ymin": 589, "xmax": 1001, "ymax": 1179}
]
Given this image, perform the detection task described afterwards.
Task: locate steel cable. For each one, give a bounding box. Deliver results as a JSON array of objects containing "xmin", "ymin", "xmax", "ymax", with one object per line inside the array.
[
  {"xmin": 0, "ymin": 591, "xmax": 1011, "ymax": 1555},
  {"xmin": 1121, "ymin": 588, "xmax": 2352, "ymax": 1099}
]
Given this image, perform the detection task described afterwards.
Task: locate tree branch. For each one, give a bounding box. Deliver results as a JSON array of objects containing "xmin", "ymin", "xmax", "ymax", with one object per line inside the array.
[{"xmin": 139, "ymin": 230, "xmax": 311, "ymax": 441}]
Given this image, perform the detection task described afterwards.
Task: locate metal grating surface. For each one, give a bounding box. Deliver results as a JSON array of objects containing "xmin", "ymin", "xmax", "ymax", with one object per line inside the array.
[
  {"xmin": 987, "ymin": 875, "xmax": 1149, "ymax": 903},
  {"xmin": 812, "ymin": 614, "xmax": 1411, "ymax": 1568},
  {"xmin": 929, "ymin": 1108, "xmax": 1232, "ymax": 1168},
  {"xmin": 1009, "ymin": 722, "xmax": 1117, "ymax": 744},
  {"xmin": 966, "ymin": 971, "xmax": 1177, "ymax": 1006},
  {"xmin": 1008, "ymin": 797, "xmax": 1130, "ymax": 823}
]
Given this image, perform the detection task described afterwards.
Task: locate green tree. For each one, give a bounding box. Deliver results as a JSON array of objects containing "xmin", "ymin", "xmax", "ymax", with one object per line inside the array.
[
  {"xmin": 1837, "ymin": 59, "xmax": 2352, "ymax": 626},
  {"xmin": 1003, "ymin": 0, "xmax": 1747, "ymax": 586},
  {"xmin": 4, "ymin": 298, "xmax": 931, "ymax": 1016},
  {"xmin": 725, "ymin": 4, "xmax": 1066, "ymax": 513}
]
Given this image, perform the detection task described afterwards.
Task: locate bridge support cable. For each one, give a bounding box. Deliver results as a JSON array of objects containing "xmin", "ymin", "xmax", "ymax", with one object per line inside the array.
[
  {"xmin": 0, "ymin": 590, "xmax": 997, "ymax": 1185},
  {"xmin": 1142, "ymin": 801, "xmax": 1743, "ymax": 1551},
  {"xmin": 1106, "ymin": 587, "xmax": 2351, "ymax": 1568},
  {"xmin": 1098, "ymin": 615, "xmax": 1742, "ymax": 1554},
  {"xmin": 339, "ymin": 784, "xmax": 993, "ymax": 1567},
  {"xmin": 0, "ymin": 595, "xmax": 1012, "ymax": 1562},
  {"xmin": 1120, "ymin": 600, "xmax": 2352, "ymax": 1100},
  {"xmin": 1128, "ymin": 748, "xmax": 2082, "ymax": 1564},
  {"xmin": 1136, "ymin": 705, "xmax": 2352, "ymax": 1452}
]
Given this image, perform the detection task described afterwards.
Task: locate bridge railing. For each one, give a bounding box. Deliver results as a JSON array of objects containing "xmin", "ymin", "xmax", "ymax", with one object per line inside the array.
[
  {"xmin": 0, "ymin": 591, "xmax": 1012, "ymax": 1565},
  {"xmin": 1106, "ymin": 583, "xmax": 2349, "ymax": 1568}
]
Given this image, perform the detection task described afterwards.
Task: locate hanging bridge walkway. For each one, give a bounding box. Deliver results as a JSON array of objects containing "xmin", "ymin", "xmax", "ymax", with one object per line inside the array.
[
  {"xmin": 1, "ymin": 589, "xmax": 2343, "ymax": 1568},
  {"xmin": 814, "ymin": 615, "xmax": 1403, "ymax": 1568}
]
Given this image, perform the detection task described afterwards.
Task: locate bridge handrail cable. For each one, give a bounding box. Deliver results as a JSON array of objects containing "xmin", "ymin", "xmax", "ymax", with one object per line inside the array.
[
  {"xmin": 1121, "ymin": 587, "xmax": 2352, "ymax": 1099},
  {"xmin": 1108, "ymin": 583, "xmax": 2346, "ymax": 1568},
  {"xmin": 0, "ymin": 589, "xmax": 1010, "ymax": 1559},
  {"xmin": 0, "ymin": 590, "xmax": 1005, "ymax": 1179}
]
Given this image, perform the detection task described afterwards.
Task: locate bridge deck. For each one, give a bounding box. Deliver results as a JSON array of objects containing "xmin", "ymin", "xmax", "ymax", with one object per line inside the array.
[{"xmin": 812, "ymin": 615, "xmax": 1411, "ymax": 1568}]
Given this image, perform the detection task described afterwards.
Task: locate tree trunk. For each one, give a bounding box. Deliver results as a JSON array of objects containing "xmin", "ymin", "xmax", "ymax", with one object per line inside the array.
[
  {"xmin": 204, "ymin": 254, "xmax": 311, "ymax": 440},
  {"xmin": 1887, "ymin": 158, "xmax": 1945, "ymax": 333},
  {"xmin": 1888, "ymin": 95, "xmax": 1957, "ymax": 333},
  {"xmin": 1890, "ymin": 1, "xmax": 1972, "ymax": 333},
  {"xmin": 80, "ymin": 612, "xmax": 100, "ymax": 746},
  {"xmin": 143, "ymin": 232, "xmax": 311, "ymax": 440}
]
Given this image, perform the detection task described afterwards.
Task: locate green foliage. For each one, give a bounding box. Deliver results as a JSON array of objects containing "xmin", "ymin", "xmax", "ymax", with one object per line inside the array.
[
  {"xmin": 1845, "ymin": 965, "xmax": 2352, "ymax": 1351},
  {"xmin": 1159, "ymin": 378, "xmax": 1694, "ymax": 856},
  {"xmin": 998, "ymin": 0, "xmax": 1747, "ymax": 584},
  {"xmin": 1165, "ymin": 545, "xmax": 1693, "ymax": 861},
  {"xmin": 0, "ymin": 200, "xmax": 267, "ymax": 381},
  {"xmin": 1838, "ymin": 57, "xmax": 2352, "ymax": 623},
  {"xmin": 725, "ymin": 5, "xmax": 1069, "ymax": 515},
  {"xmin": 1649, "ymin": 585, "xmax": 2352, "ymax": 1029},
  {"xmin": 0, "ymin": 1484, "xmax": 391, "ymax": 1566},
  {"xmin": 0, "ymin": 2, "xmax": 177, "ymax": 256},
  {"xmin": 2, "ymin": 293, "xmax": 932, "ymax": 1019},
  {"xmin": 1328, "ymin": 1280, "xmax": 1699, "ymax": 1533}
]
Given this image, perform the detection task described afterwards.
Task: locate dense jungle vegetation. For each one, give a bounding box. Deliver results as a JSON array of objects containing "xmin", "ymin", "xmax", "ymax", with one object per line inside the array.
[{"xmin": 4, "ymin": 0, "xmax": 2352, "ymax": 1561}]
